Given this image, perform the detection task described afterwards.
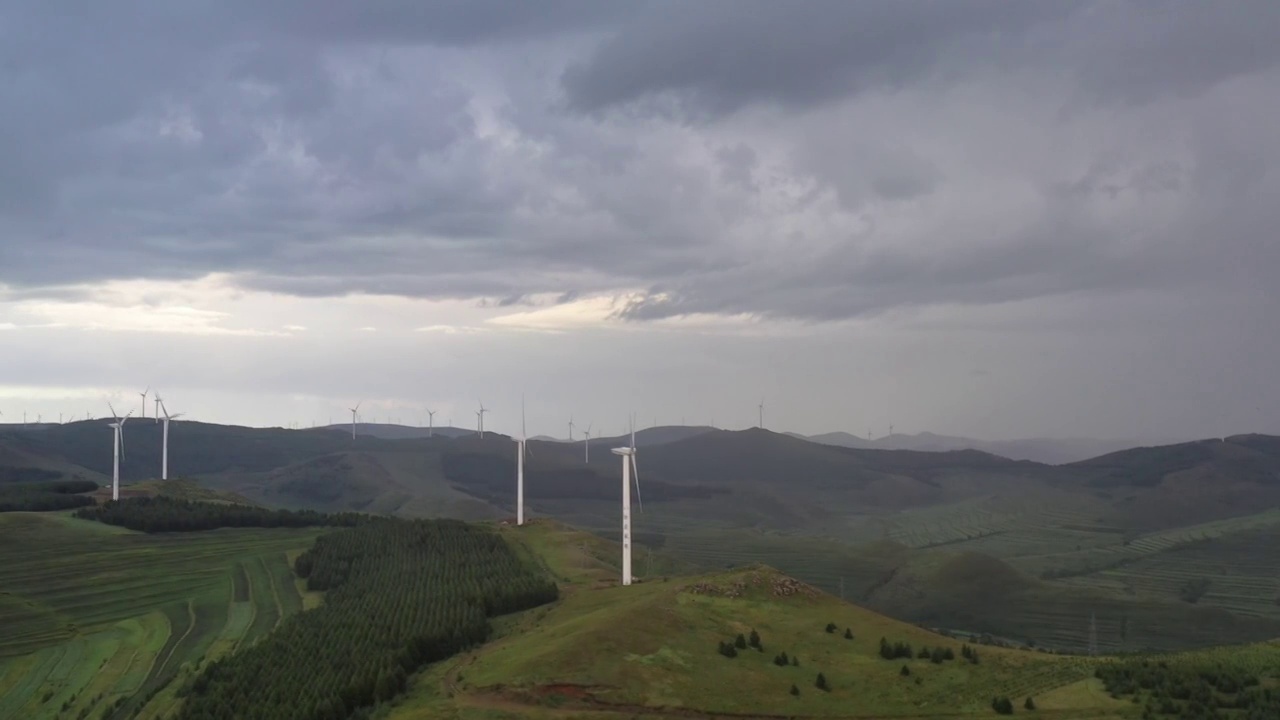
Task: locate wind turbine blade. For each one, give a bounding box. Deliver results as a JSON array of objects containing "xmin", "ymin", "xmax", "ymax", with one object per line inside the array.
[
  {"xmin": 119, "ymin": 427, "xmax": 126, "ymax": 460},
  {"xmin": 107, "ymin": 401, "xmax": 118, "ymax": 420},
  {"xmin": 631, "ymin": 453, "xmax": 643, "ymax": 513}
]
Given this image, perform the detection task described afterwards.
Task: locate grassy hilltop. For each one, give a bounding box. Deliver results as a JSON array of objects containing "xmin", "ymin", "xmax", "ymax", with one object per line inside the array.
[{"xmin": 386, "ymin": 520, "xmax": 1134, "ymax": 719}]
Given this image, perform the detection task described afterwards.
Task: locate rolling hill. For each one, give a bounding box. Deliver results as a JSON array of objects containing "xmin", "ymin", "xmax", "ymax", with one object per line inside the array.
[
  {"xmin": 386, "ymin": 520, "xmax": 1130, "ymax": 719},
  {"xmin": 797, "ymin": 430, "xmax": 1166, "ymax": 465},
  {"xmin": 6, "ymin": 422, "xmax": 1280, "ymax": 654}
]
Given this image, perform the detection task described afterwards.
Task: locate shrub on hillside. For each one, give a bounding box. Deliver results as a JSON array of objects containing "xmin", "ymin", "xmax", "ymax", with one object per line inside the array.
[{"xmin": 815, "ymin": 672, "xmax": 829, "ymax": 691}]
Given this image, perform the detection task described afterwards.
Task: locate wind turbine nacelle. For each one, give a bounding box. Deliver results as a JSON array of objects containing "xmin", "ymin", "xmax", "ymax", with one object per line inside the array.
[{"xmin": 611, "ymin": 447, "xmax": 633, "ymax": 456}]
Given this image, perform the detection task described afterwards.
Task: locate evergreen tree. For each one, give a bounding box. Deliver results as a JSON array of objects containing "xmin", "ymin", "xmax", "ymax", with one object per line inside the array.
[
  {"xmin": 991, "ymin": 697, "xmax": 1014, "ymax": 715},
  {"xmin": 900, "ymin": 664, "xmax": 911, "ymax": 677},
  {"xmin": 844, "ymin": 628, "xmax": 853, "ymax": 640},
  {"xmin": 930, "ymin": 647, "xmax": 946, "ymax": 664},
  {"xmin": 790, "ymin": 684, "xmax": 800, "ymax": 696},
  {"xmin": 943, "ymin": 647, "xmax": 955, "ymax": 660},
  {"xmin": 879, "ymin": 637, "xmax": 894, "ymax": 660},
  {"xmin": 749, "ymin": 629, "xmax": 762, "ymax": 650},
  {"xmin": 815, "ymin": 672, "xmax": 830, "ymax": 691},
  {"xmin": 918, "ymin": 646, "xmax": 931, "ymax": 659},
  {"xmin": 826, "ymin": 622, "xmax": 838, "ymax": 633},
  {"xmin": 1025, "ymin": 696, "xmax": 1036, "ymax": 710},
  {"xmin": 791, "ymin": 655, "xmax": 800, "ymax": 667},
  {"xmin": 735, "ymin": 633, "xmax": 748, "ymax": 649}
]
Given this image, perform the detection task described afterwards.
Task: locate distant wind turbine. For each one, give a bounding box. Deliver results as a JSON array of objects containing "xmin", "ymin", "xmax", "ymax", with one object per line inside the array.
[
  {"xmin": 153, "ymin": 394, "xmax": 162, "ymax": 423},
  {"xmin": 106, "ymin": 403, "xmax": 133, "ymax": 501},
  {"xmin": 426, "ymin": 409, "xmax": 436, "ymax": 437},
  {"xmin": 158, "ymin": 398, "xmax": 183, "ymax": 480},
  {"xmin": 348, "ymin": 401, "xmax": 361, "ymax": 441},
  {"xmin": 568, "ymin": 416, "xmax": 575, "ymax": 442},
  {"xmin": 477, "ymin": 401, "xmax": 489, "ymax": 438},
  {"xmin": 583, "ymin": 423, "xmax": 592, "ymax": 462},
  {"xmin": 758, "ymin": 398, "xmax": 764, "ymax": 429},
  {"xmin": 610, "ymin": 415, "xmax": 644, "ymax": 586},
  {"xmin": 139, "ymin": 387, "xmax": 149, "ymax": 420}
]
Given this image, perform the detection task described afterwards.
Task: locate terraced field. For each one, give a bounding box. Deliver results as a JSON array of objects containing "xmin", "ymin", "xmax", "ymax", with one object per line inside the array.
[{"xmin": 0, "ymin": 512, "xmax": 325, "ymax": 720}]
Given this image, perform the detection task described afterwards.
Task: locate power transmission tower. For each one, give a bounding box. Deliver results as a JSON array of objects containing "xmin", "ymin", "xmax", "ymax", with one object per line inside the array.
[{"xmin": 1088, "ymin": 612, "xmax": 1098, "ymax": 657}]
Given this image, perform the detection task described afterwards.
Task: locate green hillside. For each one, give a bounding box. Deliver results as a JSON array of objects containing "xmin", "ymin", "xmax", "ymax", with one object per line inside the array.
[
  {"xmin": 384, "ymin": 520, "xmax": 1131, "ymax": 719},
  {"xmin": 6, "ymin": 425, "xmax": 1280, "ymax": 656},
  {"xmin": 0, "ymin": 512, "xmax": 324, "ymax": 720}
]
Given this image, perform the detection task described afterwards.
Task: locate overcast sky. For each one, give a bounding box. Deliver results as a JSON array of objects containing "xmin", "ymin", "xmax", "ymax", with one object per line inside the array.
[{"xmin": 1, "ymin": 1, "xmax": 1277, "ymax": 441}]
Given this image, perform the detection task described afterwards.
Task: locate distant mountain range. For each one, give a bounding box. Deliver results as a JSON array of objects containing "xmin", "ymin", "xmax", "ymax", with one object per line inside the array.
[{"xmin": 788, "ymin": 430, "xmax": 1180, "ymax": 465}]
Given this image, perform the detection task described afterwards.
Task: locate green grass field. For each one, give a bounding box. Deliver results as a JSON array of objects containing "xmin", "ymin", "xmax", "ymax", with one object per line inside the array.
[
  {"xmin": 376, "ymin": 520, "xmax": 1144, "ymax": 719},
  {"xmin": 0, "ymin": 512, "xmax": 325, "ymax": 720}
]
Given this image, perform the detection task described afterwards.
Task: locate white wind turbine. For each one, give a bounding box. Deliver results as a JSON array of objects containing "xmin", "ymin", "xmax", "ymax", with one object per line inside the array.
[
  {"xmin": 153, "ymin": 394, "xmax": 162, "ymax": 423},
  {"xmin": 426, "ymin": 408, "xmax": 436, "ymax": 437},
  {"xmin": 568, "ymin": 416, "xmax": 575, "ymax": 441},
  {"xmin": 158, "ymin": 398, "xmax": 183, "ymax": 480},
  {"xmin": 139, "ymin": 386, "xmax": 149, "ymax": 420},
  {"xmin": 610, "ymin": 416, "xmax": 644, "ymax": 586},
  {"xmin": 106, "ymin": 403, "xmax": 133, "ymax": 501},
  {"xmin": 515, "ymin": 396, "xmax": 530, "ymax": 525},
  {"xmin": 348, "ymin": 401, "xmax": 361, "ymax": 441},
  {"xmin": 582, "ymin": 422, "xmax": 592, "ymax": 463},
  {"xmin": 758, "ymin": 398, "xmax": 765, "ymax": 429},
  {"xmin": 477, "ymin": 401, "xmax": 489, "ymax": 438}
]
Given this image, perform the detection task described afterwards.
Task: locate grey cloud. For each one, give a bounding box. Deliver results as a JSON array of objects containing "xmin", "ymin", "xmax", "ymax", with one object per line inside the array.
[
  {"xmin": 561, "ymin": 0, "xmax": 1069, "ymax": 117},
  {"xmin": 562, "ymin": 2, "xmax": 1280, "ymax": 119},
  {"xmin": 1, "ymin": 0, "xmax": 1278, "ymax": 332}
]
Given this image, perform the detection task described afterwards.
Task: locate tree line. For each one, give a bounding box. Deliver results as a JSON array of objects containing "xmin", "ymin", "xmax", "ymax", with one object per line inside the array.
[
  {"xmin": 176, "ymin": 518, "xmax": 558, "ymax": 720},
  {"xmin": 1096, "ymin": 658, "xmax": 1278, "ymax": 719},
  {"xmin": 0, "ymin": 479, "xmax": 98, "ymax": 512},
  {"xmin": 73, "ymin": 496, "xmax": 365, "ymax": 532}
]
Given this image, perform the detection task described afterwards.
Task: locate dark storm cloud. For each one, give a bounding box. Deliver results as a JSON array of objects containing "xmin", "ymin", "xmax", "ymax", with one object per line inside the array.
[
  {"xmin": 1, "ymin": 0, "xmax": 1278, "ymax": 327},
  {"xmin": 562, "ymin": 0, "xmax": 1280, "ymax": 117}
]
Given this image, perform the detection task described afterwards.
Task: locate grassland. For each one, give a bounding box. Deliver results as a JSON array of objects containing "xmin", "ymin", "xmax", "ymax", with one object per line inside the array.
[
  {"xmin": 0, "ymin": 512, "xmax": 325, "ymax": 720},
  {"xmin": 376, "ymin": 519, "xmax": 1141, "ymax": 719}
]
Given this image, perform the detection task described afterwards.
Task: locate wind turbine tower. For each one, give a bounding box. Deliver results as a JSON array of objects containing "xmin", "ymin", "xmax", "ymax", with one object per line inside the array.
[
  {"xmin": 516, "ymin": 397, "xmax": 529, "ymax": 525},
  {"xmin": 106, "ymin": 403, "xmax": 133, "ymax": 501},
  {"xmin": 139, "ymin": 387, "xmax": 149, "ymax": 420},
  {"xmin": 610, "ymin": 417, "xmax": 644, "ymax": 586},
  {"xmin": 568, "ymin": 416, "xmax": 575, "ymax": 441},
  {"xmin": 348, "ymin": 402, "xmax": 361, "ymax": 441},
  {"xmin": 158, "ymin": 398, "xmax": 183, "ymax": 480},
  {"xmin": 153, "ymin": 394, "xmax": 162, "ymax": 423},
  {"xmin": 426, "ymin": 409, "xmax": 436, "ymax": 437},
  {"xmin": 758, "ymin": 398, "xmax": 764, "ymax": 429},
  {"xmin": 477, "ymin": 401, "xmax": 489, "ymax": 438},
  {"xmin": 583, "ymin": 423, "xmax": 592, "ymax": 462}
]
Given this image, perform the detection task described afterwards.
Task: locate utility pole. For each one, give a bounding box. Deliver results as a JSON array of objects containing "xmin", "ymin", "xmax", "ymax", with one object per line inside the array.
[{"xmin": 1088, "ymin": 612, "xmax": 1098, "ymax": 657}]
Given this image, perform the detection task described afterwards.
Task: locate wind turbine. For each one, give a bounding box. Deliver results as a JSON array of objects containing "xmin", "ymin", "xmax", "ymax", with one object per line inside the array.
[
  {"xmin": 758, "ymin": 398, "xmax": 764, "ymax": 429},
  {"xmin": 515, "ymin": 396, "xmax": 530, "ymax": 525},
  {"xmin": 139, "ymin": 387, "xmax": 149, "ymax": 420},
  {"xmin": 153, "ymin": 394, "xmax": 162, "ymax": 423},
  {"xmin": 610, "ymin": 416, "xmax": 644, "ymax": 586},
  {"xmin": 348, "ymin": 401, "xmax": 361, "ymax": 441},
  {"xmin": 568, "ymin": 416, "xmax": 575, "ymax": 442},
  {"xmin": 426, "ymin": 409, "xmax": 436, "ymax": 437},
  {"xmin": 158, "ymin": 398, "xmax": 183, "ymax": 480},
  {"xmin": 106, "ymin": 403, "xmax": 133, "ymax": 501},
  {"xmin": 583, "ymin": 423, "xmax": 592, "ymax": 463},
  {"xmin": 477, "ymin": 401, "xmax": 489, "ymax": 438}
]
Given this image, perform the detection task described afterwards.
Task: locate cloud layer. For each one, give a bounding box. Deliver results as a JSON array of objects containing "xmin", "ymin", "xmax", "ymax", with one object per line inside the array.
[{"xmin": 1, "ymin": 1, "xmax": 1278, "ymax": 439}]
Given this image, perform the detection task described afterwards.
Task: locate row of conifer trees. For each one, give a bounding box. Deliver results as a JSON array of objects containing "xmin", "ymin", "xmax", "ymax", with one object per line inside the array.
[
  {"xmin": 176, "ymin": 518, "xmax": 558, "ymax": 720},
  {"xmin": 73, "ymin": 495, "xmax": 365, "ymax": 532}
]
